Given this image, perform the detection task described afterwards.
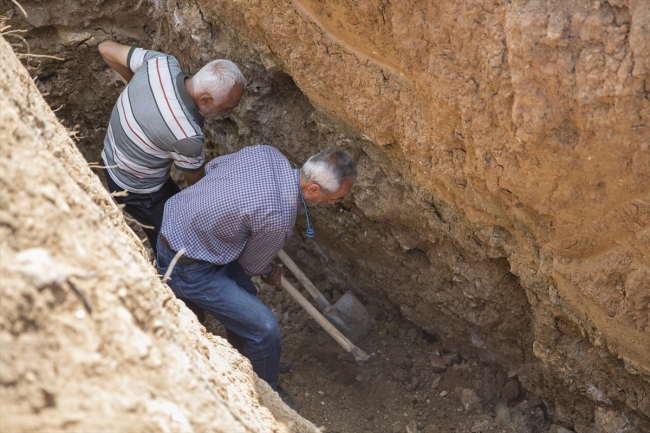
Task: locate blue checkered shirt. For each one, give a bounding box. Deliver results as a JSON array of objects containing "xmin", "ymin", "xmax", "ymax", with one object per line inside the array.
[{"xmin": 160, "ymin": 145, "xmax": 301, "ymax": 275}]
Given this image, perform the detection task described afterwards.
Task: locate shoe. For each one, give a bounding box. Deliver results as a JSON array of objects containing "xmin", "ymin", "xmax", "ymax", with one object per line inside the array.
[
  {"xmin": 279, "ymin": 361, "xmax": 294, "ymax": 374},
  {"xmin": 276, "ymin": 385, "xmax": 301, "ymax": 411}
]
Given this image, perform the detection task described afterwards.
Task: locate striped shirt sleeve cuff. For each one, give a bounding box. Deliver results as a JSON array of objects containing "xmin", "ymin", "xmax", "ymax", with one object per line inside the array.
[
  {"xmin": 174, "ymin": 159, "xmax": 206, "ymax": 172},
  {"xmin": 127, "ymin": 47, "xmax": 148, "ymax": 72}
]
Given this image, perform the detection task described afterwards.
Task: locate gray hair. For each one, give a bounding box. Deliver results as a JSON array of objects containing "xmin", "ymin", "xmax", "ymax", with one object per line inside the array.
[
  {"xmin": 300, "ymin": 149, "xmax": 357, "ymax": 194},
  {"xmin": 193, "ymin": 59, "xmax": 246, "ymax": 102}
]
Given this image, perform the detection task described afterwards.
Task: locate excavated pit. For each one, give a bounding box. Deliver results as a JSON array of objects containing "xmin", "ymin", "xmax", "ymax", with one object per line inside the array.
[{"xmin": 1, "ymin": 0, "xmax": 649, "ymax": 432}]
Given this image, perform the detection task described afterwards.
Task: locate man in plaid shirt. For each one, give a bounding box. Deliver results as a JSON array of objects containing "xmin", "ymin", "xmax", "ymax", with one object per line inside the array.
[{"xmin": 157, "ymin": 145, "xmax": 356, "ymax": 408}]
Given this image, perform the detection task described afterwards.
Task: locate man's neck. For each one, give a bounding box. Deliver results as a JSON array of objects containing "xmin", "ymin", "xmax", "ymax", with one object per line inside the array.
[
  {"xmin": 184, "ymin": 77, "xmax": 196, "ymax": 102},
  {"xmin": 298, "ymin": 172, "xmax": 309, "ymax": 198}
]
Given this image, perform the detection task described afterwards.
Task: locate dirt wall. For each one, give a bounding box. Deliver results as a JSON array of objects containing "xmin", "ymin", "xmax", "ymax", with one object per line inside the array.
[
  {"xmin": 2, "ymin": 0, "xmax": 649, "ymax": 431},
  {"xmin": 0, "ymin": 36, "xmax": 318, "ymax": 433}
]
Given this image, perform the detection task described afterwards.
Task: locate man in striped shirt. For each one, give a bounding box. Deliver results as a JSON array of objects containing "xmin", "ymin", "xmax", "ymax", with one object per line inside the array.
[
  {"xmin": 98, "ymin": 40, "xmax": 245, "ymax": 254},
  {"xmin": 156, "ymin": 145, "xmax": 357, "ymax": 407}
]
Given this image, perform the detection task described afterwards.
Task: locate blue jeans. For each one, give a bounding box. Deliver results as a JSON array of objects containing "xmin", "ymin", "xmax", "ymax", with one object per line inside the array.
[{"xmin": 156, "ymin": 234, "xmax": 282, "ymax": 389}]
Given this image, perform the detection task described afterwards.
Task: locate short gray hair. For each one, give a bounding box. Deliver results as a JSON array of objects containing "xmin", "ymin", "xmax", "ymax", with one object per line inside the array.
[
  {"xmin": 300, "ymin": 149, "xmax": 357, "ymax": 194},
  {"xmin": 193, "ymin": 59, "xmax": 246, "ymax": 102}
]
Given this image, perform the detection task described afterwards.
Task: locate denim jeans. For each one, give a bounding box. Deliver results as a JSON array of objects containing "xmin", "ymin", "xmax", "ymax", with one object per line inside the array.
[{"xmin": 156, "ymin": 234, "xmax": 282, "ymax": 389}]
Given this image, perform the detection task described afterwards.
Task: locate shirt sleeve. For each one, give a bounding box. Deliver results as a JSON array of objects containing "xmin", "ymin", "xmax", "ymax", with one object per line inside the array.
[
  {"xmin": 169, "ymin": 136, "xmax": 205, "ymax": 172},
  {"xmin": 205, "ymin": 153, "xmax": 237, "ymax": 175},
  {"xmin": 237, "ymin": 230, "xmax": 287, "ymax": 275},
  {"xmin": 126, "ymin": 47, "xmax": 167, "ymax": 73}
]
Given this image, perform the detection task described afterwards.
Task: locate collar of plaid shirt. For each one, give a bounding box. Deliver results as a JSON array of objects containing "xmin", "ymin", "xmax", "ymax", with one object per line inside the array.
[{"xmin": 160, "ymin": 145, "xmax": 302, "ymax": 275}]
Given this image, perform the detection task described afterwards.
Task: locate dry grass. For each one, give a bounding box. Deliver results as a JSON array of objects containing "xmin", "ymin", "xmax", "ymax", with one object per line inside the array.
[{"xmin": 496, "ymin": 403, "xmax": 532, "ymax": 433}]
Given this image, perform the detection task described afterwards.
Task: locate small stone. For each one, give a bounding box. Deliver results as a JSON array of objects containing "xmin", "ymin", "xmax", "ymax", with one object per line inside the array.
[
  {"xmin": 430, "ymin": 374, "xmax": 441, "ymax": 389},
  {"xmin": 470, "ymin": 420, "xmax": 490, "ymax": 432},
  {"xmin": 439, "ymin": 390, "xmax": 448, "ymax": 397},
  {"xmin": 385, "ymin": 322, "xmax": 399, "ymax": 335},
  {"xmin": 422, "ymin": 425, "xmax": 440, "ymax": 433},
  {"xmin": 595, "ymin": 407, "xmax": 627, "ymax": 433},
  {"xmin": 471, "ymin": 419, "xmax": 490, "ymax": 433},
  {"xmin": 291, "ymin": 373, "xmax": 305, "ymax": 386},
  {"xmin": 406, "ymin": 420, "xmax": 418, "ymax": 433},
  {"xmin": 393, "ymin": 369, "xmax": 407, "ymax": 382},
  {"xmin": 504, "ymin": 380, "xmax": 519, "ymax": 401},
  {"xmin": 325, "ymin": 385, "xmax": 340, "ymax": 398},
  {"xmin": 296, "ymin": 315, "xmax": 309, "ymax": 333},
  {"xmin": 405, "ymin": 377, "xmax": 418, "ymax": 390},
  {"xmin": 460, "ymin": 388, "xmax": 481, "ymax": 412},
  {"xmin": 528, "ymin": 393, "xmax": 543, "ymax": 407},
  {"xmin": 392, "ymin": 356, "xmax": 413, "ymax": 368},
  {"xmin": 429, "ymin": 354, "xmax": 447, "ymax": 372},
  {"xmin": 355, "ymin": 375, "xmax": 363, "ymax": 382},
  {"xmin": 407, "ymin": 328, "xmax": 418, "ymax": 339},
  {"xmin": 441, "ymin": 353, "xmax": 458, "ymax": 366},
  {"xmin": 429, "ymin": 342, "xmax": 444, "ymax": 354}
]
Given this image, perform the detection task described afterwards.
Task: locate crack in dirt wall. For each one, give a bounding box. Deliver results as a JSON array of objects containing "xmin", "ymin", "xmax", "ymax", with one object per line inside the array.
[{"xmin": 2, "ymin": 0, "xmax": 649, "ymax": 431}]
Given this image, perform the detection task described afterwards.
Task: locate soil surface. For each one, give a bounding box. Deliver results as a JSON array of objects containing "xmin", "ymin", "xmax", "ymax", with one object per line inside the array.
[{"xmin": 204, "ymin": 273, "xmax": 560, "ymax": 433}]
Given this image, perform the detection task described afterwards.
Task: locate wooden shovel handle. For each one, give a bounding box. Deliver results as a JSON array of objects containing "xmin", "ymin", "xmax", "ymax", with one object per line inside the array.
[
  {"xmin": 278, "ymin": 250, "xmax": 330, "ymax": 310},
  {"xmin": 281, "ymin": 276, "xmax": 370, "ymax": 362}
]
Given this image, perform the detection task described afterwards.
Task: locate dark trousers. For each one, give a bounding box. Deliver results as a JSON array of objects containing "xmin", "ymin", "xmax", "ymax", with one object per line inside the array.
[
  {"xmin": 105, "ymin": 173, "xmax": 205, "ymax": 323},
  {"xmin": 105, "ymin": 173, "xmax": 180, "ymax": 252}
]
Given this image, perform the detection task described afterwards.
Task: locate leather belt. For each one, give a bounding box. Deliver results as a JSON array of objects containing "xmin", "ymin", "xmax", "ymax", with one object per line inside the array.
[{"xmin": 161, "ymin": 235, "xmax": 202, "ymax": 264}]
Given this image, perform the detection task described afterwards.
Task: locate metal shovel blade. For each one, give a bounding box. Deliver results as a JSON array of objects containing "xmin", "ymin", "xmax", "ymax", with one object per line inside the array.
[{"xmin": 323, "ymin": 291, "xmax": 372, "ymax": 344}]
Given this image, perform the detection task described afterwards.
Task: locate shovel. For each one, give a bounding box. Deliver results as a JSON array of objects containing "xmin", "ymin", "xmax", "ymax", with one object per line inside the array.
[
  {"xmin": 281, "ymin": 276, "xmax": 372, "ymax": 364},
  {"xmin": 277, "ymin": 250, "xmax": 372, "ymax": 344}
]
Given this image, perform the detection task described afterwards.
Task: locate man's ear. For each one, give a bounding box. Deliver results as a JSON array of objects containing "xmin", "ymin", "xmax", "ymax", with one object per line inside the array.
[
  {"xmin": 198, "ymin": 94, "xmax": 213, "ymax": 108},
  {"xmin": 306, "ymin": 183, "xmax": 322, "ymax": 196}
]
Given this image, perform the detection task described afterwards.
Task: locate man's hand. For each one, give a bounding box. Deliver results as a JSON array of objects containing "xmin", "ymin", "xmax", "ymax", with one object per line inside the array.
[
  {"xmin": 261, "ymin": 263, "xmax": 285, "ymax": 291},
  {"xmin": 98, "ymin": 41, "xmax": 134, "ymax": 83},
  {"xmin": 182, "ymin": 166, "xmax": 206, "ymax": 186}
]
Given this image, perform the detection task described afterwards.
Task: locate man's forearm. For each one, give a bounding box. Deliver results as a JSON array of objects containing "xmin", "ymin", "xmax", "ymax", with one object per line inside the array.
[
  {"xmin": 98, "ymin": 41, "xmax": 134, "ymax": 82},
  {"xmin": 182, "ymin": 166, "xmax": 206, "ymax": 186}
]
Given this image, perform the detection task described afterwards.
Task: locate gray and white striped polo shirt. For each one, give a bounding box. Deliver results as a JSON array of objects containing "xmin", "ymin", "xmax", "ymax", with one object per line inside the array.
[{"xmin": 101, "ymin": 47, "xmax": 205, "ymax": 193}]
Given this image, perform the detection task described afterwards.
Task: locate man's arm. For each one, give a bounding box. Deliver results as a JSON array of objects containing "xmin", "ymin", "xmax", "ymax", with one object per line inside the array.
[
  {"xmin": 237, "ymin": 231, "xmax": 287, "ymax": 276},
  {"xmin": 182, "ymin": 166, "xmax": 206, "ymax": 186},
  {"xmin": 98, "ymin": 41, "xmax": 134, "ymax": 82}
]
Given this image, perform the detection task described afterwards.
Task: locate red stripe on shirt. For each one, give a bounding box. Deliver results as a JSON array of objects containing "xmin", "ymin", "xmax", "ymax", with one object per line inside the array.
[
  {"xmin": 119, "ymin": 96, "xmax": 162, "ymax": 154},
  {"xmin": 109, "ymin": 126, "xmax": 148, "ymax": 176},
  {"xmin": 156, "ymin": 57, "xmax": 189, "ymax": 138}
]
